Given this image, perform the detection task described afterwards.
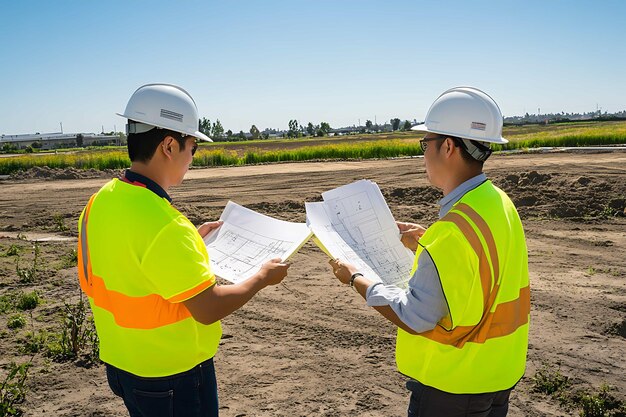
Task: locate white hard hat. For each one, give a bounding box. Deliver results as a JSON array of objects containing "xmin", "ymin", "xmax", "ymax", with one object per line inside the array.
[
  {"xmin": 117, "ymin": 83, "xmax": 212, "ymax": 142},
  {"xmin": 412, "ymin": 86, "xmax": 507, "ymax": 144}
]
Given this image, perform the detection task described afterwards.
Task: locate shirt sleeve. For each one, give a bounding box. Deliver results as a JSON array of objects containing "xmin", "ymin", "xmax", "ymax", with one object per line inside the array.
[
  {"xmin": 365, "ymin": 249, "xmax": 449, "ymax": 333},
  {"xmin": 141, "ymin": 216, "xmax": 215, "ymax": 302}
]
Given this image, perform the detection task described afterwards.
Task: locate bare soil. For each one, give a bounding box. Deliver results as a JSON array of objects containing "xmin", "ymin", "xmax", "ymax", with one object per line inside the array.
[{"xmin": 0, "ymin": 151, "xmax": 625, "ymax": 416}]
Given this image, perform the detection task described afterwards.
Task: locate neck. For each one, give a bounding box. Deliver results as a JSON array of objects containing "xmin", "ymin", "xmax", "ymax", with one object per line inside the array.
[
  {"xmin": 129, "ymin": 162, "xmax": 170, "ymax": 191},
  {"xmin": 442, "ymin": 167, "xmax": 482, "ymax": 196}
]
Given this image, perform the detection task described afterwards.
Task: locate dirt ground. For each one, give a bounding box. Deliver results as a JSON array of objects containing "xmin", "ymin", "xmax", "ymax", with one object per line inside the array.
[{"xmin": 0, "ymin": 151, "xmax": 625, "ymax": 416}]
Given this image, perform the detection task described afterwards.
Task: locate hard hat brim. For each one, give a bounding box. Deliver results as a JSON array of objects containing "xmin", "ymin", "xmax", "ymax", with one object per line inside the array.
[
  {"xmin": 193, "ymin": 131, "xmax": 213, "ymax": 142},
  {"xmin": 411, "ymin": 123, "xmax": 508, "ymax": 144},
  {"xmin": 117, "ymin": 113, "xmax": 213, "ymax": 142}
]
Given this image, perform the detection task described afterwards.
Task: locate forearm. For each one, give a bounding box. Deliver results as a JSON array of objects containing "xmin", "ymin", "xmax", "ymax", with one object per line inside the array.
[
  {"xmin": 351, "ymin": 276, "xmax": 418, "ymax": 335},
  {"xmin": 185, "ymin": 273, "xmax": 267, "ymax": 325},
  {"xmin": 209, "ymin": 275, "xmax": 266, "ymax": 319}
]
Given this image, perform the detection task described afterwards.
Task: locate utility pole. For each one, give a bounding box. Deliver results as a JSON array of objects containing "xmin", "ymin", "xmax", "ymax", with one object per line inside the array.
[{"xmin": 60, "ymin": 122, "xmax": 63, "ymax": 133}]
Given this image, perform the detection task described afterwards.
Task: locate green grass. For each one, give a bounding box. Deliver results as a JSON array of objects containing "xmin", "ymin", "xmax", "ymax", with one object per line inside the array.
[{"xmin": 1, "ymin": 121, "xmax": 625, "ymax": 175}]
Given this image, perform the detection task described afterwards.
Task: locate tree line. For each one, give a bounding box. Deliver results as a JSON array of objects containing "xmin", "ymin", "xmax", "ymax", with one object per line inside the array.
[{"xmin": 199, "ymin": 117, "xmax": 414, "ymax": 142}]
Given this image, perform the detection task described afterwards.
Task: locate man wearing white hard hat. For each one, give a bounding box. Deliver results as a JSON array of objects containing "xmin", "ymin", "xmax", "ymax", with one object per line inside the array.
[
  {"xmin": 77, "ymin": 83, "xmax": 290, "ymax": 416},
  {"xmin": 329, "ymin": 87, "xmax": 529, "ymax": 416}
]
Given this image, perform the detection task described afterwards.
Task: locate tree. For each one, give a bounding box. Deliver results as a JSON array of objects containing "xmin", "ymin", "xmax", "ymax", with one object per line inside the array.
[
  {"xmin": 365, "ymin": 120, "xmax": 373, "ymax": 130},
  {"xmin": 1, "ymin": 143, "xmax": 17, "ymax": 153},
  {"xmin": 306, "ymin": 122, "xmax": 315, "ymax": 136},
  {"xmin": 316, "ymin": 122, "xmax": 331, "ymax": 137},
  {"xmin": 238, "ymin": 131, "xmax": 246, "ymax": 141},
  {"xmin": 199, "ymin": 118, "xmax": 211, "ymax": 135},
  {"xmin": 402, "ymin": 120, "xmax": 412, "ymax": 131},
  {"xmin": 288, "ymin": 119, "xmax": 300, "ymax": 138},
  {"xmin": 226, "ymin": 129, "xmax": 233, "ymax": 140},
  {"xmin": 76, "ymin": 134, "xmax": 84, "ymax": 147},
  {"xmin": 391, "ymin": 118, "xmax": 401, "ymax": 131},
  {"xmin": 250, "ymin": 124, "xmax": 260, "ymax": 139},
  {"xmin": 211, "ymin": 119, "xmax": 224, "ymax": 139}
]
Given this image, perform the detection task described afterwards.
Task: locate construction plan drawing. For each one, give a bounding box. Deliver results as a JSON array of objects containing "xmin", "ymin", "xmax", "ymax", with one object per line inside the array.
[
  {"xmin": 204, "ymin": 201, "xmax": 312, "ymax": 284},
  {"xmin": 306, "ymin": 180, "xmax": 414, "ymax": 288}
]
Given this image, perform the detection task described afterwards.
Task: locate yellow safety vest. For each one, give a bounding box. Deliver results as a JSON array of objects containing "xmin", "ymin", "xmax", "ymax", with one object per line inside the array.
[
  {"xmin": 78, "ymin": 179, "xmax": 222, "ymax": 377},
  {"xmin": 396, "ymin": 180, "xmax": 530, "ymax": 394}
]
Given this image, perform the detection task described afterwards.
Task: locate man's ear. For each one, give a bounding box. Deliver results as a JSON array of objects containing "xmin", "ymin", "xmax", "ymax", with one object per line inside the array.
[
  {"xmin": 444, "ymin": 137, "xmax": 455, "ymax": 157},
  {"xmin": 161, "ymin": 136, "xmax": 176, "ymax": 160}
]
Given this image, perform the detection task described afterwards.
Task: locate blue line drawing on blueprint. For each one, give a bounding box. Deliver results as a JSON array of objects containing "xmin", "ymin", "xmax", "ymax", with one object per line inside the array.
[
  {"xmin": 307, "ymin": 180, "xmax": 413, "ymax": 287},
  {"xmin": 205, "ymin": 201, "xmax": 311, "ymax": 284},
  {"xmin": 208, "ymin": 226, "xmax": 295, "ymax": 281}
]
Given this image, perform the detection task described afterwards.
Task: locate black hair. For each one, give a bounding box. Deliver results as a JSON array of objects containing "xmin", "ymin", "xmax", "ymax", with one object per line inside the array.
[{"xmin": 126, "ymin": 125, "xmax": 187, "ymax": 163}]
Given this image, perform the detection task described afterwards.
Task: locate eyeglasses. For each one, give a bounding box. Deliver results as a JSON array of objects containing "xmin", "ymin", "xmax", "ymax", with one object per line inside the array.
[
  {"xmin": 420, "ymin": 136, "xmax": 445, "ymax": 153},
  {"xmin": 191, "ymin": 143, "xmax": 198, "ymax": 156}
]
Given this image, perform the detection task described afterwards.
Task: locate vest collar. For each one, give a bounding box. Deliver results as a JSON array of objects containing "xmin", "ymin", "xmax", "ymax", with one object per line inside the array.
[
  {"xmin": 122, "ymin": 169, "xmax": 172, "ymax": 203},
  {"xmin": 438, "ymin": 173, "xmax": 487, "ymax": 218}
]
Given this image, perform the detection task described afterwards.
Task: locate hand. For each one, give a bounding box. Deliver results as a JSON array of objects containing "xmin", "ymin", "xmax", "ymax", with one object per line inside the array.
[
  {"xmin": 257, "ymin": 258, "xmax": 290, "ymax": 286},
  {"xmin": 396, "ymin": 221, "xmax": 426, "ymax": 252},
  {"xmin": 329, "ymin": 258, "xmax": 359, "ymax": 285},
  {"xmin": 197, "ymin": 221, "xmax": 223, "ymax": 238}
]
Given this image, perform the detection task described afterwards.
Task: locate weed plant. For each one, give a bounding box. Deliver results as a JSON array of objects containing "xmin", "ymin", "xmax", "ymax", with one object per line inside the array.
[
  {"xmin": 61, "ymin": 249, "xmax": 78, "ymax": 268},
  {"xmin": 0, "ymin": 293, "xmax": 16, "ymax": 314},
  {"xmin": 15, "ymin": 242, "xmax": 39, "ymax": 284},
  {"xmin": 53, "ymin": 214, "xmax": 68, "ymax": 232},
  {"xmin": 21, "ymin": 330, "xmax": 49, "ymax": 354},
  {"xmin": 4, "ymin": 245, "xmax": 19, "ymax": 257},
  {"xmin": 48, "ymin": 297, "xmax": 98, "ymax": 362},
  {"xmin": 0, "ymin": 361, "xmax": 31, "ymax": 416},
  {"xmin": 533, "ymin": 364, "xmax": 626, "ymax": 416},
  {"xmin": 532, "ymin": 363, "xmax": 570, "ymax": 395},
  {"xmin": 15, "ymin": 291, "xmax": 40, "ymax": 311},
  {"xmin": 6, "ymin": 314, "xmax": 26, "ymax": 330}
]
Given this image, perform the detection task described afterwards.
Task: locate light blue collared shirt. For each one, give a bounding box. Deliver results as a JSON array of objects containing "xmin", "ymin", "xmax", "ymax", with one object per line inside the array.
[{"xmin": 365, "ymin": 173, "xmax": 488, "ymax": 333}]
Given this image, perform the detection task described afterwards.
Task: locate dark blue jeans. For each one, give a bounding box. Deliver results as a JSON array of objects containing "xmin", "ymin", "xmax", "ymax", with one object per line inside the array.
[
  {"xmin": 406, "ymin": 379, "xmax": 512, "ymax": 417},
  {"xmin": 106, "ymin": 358, "xmax": 219, "ymax": 417}
]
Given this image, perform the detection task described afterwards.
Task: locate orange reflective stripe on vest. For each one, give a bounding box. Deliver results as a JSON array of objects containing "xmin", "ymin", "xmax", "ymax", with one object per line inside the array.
[
  {"xmin": 420, "ymin": 203, "xmax": 529, "ymax": 348},
  {"xmin": 78, "ymin": 194, "xmax": 204, "ymax": 330}
]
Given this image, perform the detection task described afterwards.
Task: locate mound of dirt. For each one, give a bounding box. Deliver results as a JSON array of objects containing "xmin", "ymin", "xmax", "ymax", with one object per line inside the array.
[{"xmin": 9, "ymin": 166, "xmax": 124, "ymax": 181}]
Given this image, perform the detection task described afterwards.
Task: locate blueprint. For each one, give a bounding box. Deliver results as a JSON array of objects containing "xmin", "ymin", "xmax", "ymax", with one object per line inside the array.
[
  {"xmin": 306, "ymin": 180, "xmax": 414, "ymax": 288},
  {"xmin": 204, "ymin": 201, "xmax": 312, "ymax": 284}
]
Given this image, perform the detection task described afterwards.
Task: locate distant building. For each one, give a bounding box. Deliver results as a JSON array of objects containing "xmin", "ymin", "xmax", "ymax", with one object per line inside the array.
[{"xmin": 0, "ymin": 132, "xmax": 124, "ymax": 150}]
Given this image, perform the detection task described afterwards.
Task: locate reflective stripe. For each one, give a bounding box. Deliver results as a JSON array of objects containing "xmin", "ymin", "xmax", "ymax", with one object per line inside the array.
[
  {"xmin": 421, "ymin": 202, "xmax": 528, "ymax": 348},
  {"xmin": 455, "ymin": 203, "xmax": 500, "ymax": 285},
  {"xmin": 78, "ymin": 193, "xmax": 205, "ymax": 330},
  {"xmin": 420, "ymin": 285, "xmax": 530, "ymax": 348},
  {"xmin": 441, "ymin": 211, "xmax": 492, "ymax": 307},
  {"xmin": 85, "ymin": 272, "xmax": 195, "ymax": 329},
  {"xmin": 78, "ymin": 194, "xmax": 97, "ymax": 289}
]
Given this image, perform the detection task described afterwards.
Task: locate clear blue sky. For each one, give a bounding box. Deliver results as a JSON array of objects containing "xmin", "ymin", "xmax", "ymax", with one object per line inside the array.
[{"xmin": 1, "ymin": 0, "xmax": 625, "ymax": 135}]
